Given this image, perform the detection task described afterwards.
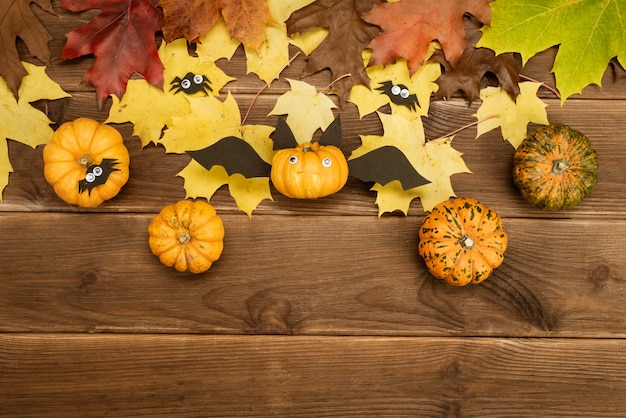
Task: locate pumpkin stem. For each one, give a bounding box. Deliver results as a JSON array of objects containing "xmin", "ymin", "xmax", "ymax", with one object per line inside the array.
[
  {"xmin": 552, "ymin": 158, "xmax": 569, "ymax": 174},
  {"xmin": 177, "ymin": 231, "xmax": 192, "ymax": 245},
  {"xmin": 77, "ymin": 154, "xmax": 93, "ymax": 168},
  {"xmin": 303, "ymin": 145, "xmax": 312, "ymax": 152},
  {"xmin": 459, "ymin": 235, "xmax": 474, "ymax": 249}
]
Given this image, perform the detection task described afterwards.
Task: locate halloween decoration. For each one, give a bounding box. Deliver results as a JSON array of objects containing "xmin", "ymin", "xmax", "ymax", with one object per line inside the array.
[
  {"xmin": 187, "ymin": 137, "xmax": 271, "ymax": 178},
  {"xmin": 43, "ymin": 118, "xmax": 130, "ymax": 207},
  {"xmin": 170, "ymin": 72, "xmax": 212, "ymax": 95},
  {"xmin": 418, "ymin": 197, "xmax": 508, "ymax": 286},
  {"xmin": 148, "ymin": 200, "xmax": 224, "ymax": 274},
  {"xmin": 376, "ymin": 81, "xmax": 419, "ymax": 111},
  {"xmin": 270, "ymin": 116, "xmax": 349, "ymax": 199},
  {"xmin": 512, "ymin": 123, "xmax": 599, "ymax": 210},
  {"xmin": 348, "ymin": 146, "xmax": 430, "ymax": 191}
]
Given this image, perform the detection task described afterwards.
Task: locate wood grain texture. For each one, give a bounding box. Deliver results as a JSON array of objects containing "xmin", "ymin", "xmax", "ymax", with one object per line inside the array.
[
  {"xmin": 2, "ymin": 335, "xmax": 626, "ymax": 417},
  {"xmin": 1, "ymin": 213, "xmax": 624, "ymax": 337}
]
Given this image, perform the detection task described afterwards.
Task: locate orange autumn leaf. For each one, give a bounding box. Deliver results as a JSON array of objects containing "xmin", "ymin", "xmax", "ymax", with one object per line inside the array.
[
  {"xmin": 363, "ymin": 0, "xmax": 491, "ymax": 74},
  {"xmin": 159, "ymin": 0, "xmax": 274, "ymax": 51}
]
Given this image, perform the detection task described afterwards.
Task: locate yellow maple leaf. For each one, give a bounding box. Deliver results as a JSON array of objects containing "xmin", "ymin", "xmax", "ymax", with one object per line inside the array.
[
  {"xmin": 106, "ymin": 38, "xmax": 235, "ymax": 147},
  {"xmin": 196, "ymin": 0, "xmax": 323, "ymax": 85},
  {"xmin": 350, "ymin": 113, "xmax": 469, "ymax": 215},
  {"xmin": 268, "ymin": 78, "xmax": 337, "ymax": 142},
  {"xmin": 475, "ymin": 81, "xmax": 549, "ymax": 148},
  {"xmin": 349, "ymin": 46, "xmax": 441, "ymax": 120},
  {"xmin": 162, "ymin": 93, "xmax": 274, "ymax": 216},
  {"xmin": 0, "ymin": 63, "xmax": 70, "ymax": 202}
]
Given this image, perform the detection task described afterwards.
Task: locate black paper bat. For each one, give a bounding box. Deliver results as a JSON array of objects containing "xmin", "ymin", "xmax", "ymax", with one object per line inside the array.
[
  {"xmin": 348, "ymin": 146, "xmax": 430, "ymax": 190},
  {"xmin": 376, "ymin": 81, "xmax": 419, "ymax": 111},
  {"xmin": 187, "ymin": 137, "xmax": 272, "ymax": 178},
  {"xmin": 78, "ymin": 158, "xmax": 121, "ymax": 195},
  {"xmin": 186, "ymin": 116, "xmax": 343, "ymax": 179}
]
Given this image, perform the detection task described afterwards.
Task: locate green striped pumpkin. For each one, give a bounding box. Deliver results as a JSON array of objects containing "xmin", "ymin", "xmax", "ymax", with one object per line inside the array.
[{"xmin": 513, "ymin": 124, "xmax": 599, "ymax": 211}]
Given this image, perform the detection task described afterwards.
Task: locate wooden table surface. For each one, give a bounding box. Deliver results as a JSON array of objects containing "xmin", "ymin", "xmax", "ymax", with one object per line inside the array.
[{"xmin": 3, "ymin": 4, "xmax": 626, "ymax": 417}]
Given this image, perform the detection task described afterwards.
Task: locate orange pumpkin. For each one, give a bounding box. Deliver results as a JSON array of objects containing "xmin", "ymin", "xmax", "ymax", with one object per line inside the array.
[
  {"xmin": 148, "ymin": 200, "xmax": 224, "ymax": 274},
  {"xmin": 43, "ymin": 118, "xmax": 130, "ymax": 207},
  {"xmin": 418, "ymin": 197, "xmax": 508, "ymax": 286},
  {"xmin": 270, "ymin": 142, "xmax": 349, "ymax": 199}
]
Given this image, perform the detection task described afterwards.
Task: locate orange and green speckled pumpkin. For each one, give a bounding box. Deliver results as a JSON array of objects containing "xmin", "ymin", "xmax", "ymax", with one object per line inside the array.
[
  {"xmin": 418, "ymin": 197, "xmax": 508, "ymax": 286},
  {"xmin": 148, "ymin": 200, "xmax": 224, "ymax": 274},
  {"xmin": 513, "ymin": 123, "xmax": 599, "ymax": 211},
  {"xmin": 43, "ymin": 118, "xmax": 130, "ymax": 208},
  {"xmin": 271, "ymin": 142, "xmax": 349, "ymax": 199}
]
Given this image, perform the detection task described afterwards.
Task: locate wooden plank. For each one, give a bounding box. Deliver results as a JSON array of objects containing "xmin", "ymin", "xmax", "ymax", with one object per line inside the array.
[
  {"xmin": 1, "ymin": 213, "xmax": 625, "ymax": 337},
  {"xmin": 2, "ymin": 334, "xmax": 626, "ymax": 417},
  {"xmin": 2, "ymin": 97, "xmax": 624, "ymax": 219}
]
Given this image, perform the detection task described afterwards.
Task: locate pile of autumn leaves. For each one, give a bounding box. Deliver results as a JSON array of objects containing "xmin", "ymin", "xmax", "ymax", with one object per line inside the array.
[{"xmin": 2, "ymin": 0, "xmax": 624, "ymax": 213}]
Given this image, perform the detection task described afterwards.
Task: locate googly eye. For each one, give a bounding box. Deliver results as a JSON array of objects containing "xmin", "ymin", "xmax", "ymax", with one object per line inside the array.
[
  {"xmin": 322, "ymin": 158, "xmax": 332, "ymax": 167},
  {"xmin": 181, "ymin": 79, "xmax": 191, "ymax": 89},
  {"xmin": 193, "ymin": 74, "xmax": 204, "ymax": 84},
  {"xmin": 92, "ymin": 166, "xmax": 103, "ymax": 177},
  {"xmin": 289, "ymin": 156, "xmax": 298, "ymax": 164},
  {"xmin": 400, "ymin": 88, "xmax": 410, "ymax": 99},
  {"xmin": 391, "ymin": 85, "xmax": 401, "ymax": 96},
  {"xmin": 85, "ymin": 172, "xmax": 96, "ymax": 183}
]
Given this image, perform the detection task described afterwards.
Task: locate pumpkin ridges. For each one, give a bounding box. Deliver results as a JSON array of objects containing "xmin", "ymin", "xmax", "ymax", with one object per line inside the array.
[
  {"xmin": 418, "ymin": 197, "xmax": 507, "ymax": 286},
  {"xmin": 148, "ymin": 200, "xmax": 224, "ymax": 274},
  {"xmin": 513, "ymin": 124, "xmax": 598, "ymax": 211}
]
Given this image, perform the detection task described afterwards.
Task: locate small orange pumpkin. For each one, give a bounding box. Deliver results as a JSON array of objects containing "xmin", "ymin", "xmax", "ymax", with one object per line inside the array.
[
  {"xmin": 418, "ymin": 197, "xmax": 508, "ymax": 286},
  {"xmin": 43, "ymin": 118, "xmax": 130, "ymax": 207},
  {"xmin": 148, "ymin": 200, "xmax": 224, "ymax": 274},
  {"xmin": 270, "ymin": 142, "xmax": 349, "ymax": 199}
]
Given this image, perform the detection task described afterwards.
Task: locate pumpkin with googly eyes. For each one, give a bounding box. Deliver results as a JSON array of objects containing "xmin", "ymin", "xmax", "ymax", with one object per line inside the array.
[
  {"xmin": 43, "ymin": 118, "xmax": 130, "ymax": 208},
  {"xmin": 270, "ymin": 142, "xmax": 349, "ymax": 199}
]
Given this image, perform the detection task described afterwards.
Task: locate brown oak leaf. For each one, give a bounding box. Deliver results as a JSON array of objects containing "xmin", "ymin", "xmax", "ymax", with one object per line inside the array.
[
  {"xmin": 363, "ymin": 0, "xmax": 491, "ymax": 74},
  {"xmin": 0, "ymin": 0, "xmax": 55, "ymax": 99},
  {"xmin": 430, "ymin": 15, "xmax": 520, "ymax": 104},
  {"xmin": 159, "ymin": 0, "xmax": 274, "ymax": 51},
  {"xmin": 60, "ymin": 0, "xmax": 164, "ymax": 109},
  {"xmin": 286, "ymin": 0, "xmax": 383, "ymax": 107}
]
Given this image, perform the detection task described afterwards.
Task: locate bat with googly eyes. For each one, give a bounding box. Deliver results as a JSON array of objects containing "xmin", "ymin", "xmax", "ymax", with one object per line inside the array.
[
  {"xmin": 376, "ymin": 81, "xmax": 419, "ymax": 111},
  {"xmin": 78, "ymin": 159, "xmax": 121, "ymax": 195}
]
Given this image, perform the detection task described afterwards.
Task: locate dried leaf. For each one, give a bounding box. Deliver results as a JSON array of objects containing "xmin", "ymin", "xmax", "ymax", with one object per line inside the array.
[
  {"xmin": 106, "ymin": 38, "xmax": 235, "ymax": 147},
  {"xmin": 363, "ymin": 0, "xmax": 491, "ymax": 74},
  {"xmin": 60, "ymin": 0, "xmax": 164, "ymax": 108},
  {"xmin": 286, "ymin": 0, "xmax": 383, "ymax": 106},
  {"xmin": 0, "ymin": 63, "xmax": 70, "ymax": 201},
  {"xmin": 0, "ymin": 0, "xmax": 54, "ymax": 98},
  {"xmin": 431, "ymin": 15, "xmax": 520, "ymax": 104}
]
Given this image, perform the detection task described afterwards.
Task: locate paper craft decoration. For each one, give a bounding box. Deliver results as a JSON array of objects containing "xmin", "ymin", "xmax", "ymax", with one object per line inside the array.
[
  {"xmin": 78, "ymin": 158, "xmax": 122, "ymax": 195},
  {"xmin": 348, "ymin": 146, "xmax": 430, "ymax": 190},
  {"xmin": 186, "ymin": 116, "xmax": 343, "ymax": 183},
  {"xmin": 187, "ymin": 137, "xmax": 272, "ymax": 178},
  {"xmin": 170, "ymin": 72, "xmax": 212, "ymax": 95},
  {"xmin": 375, "ymin": 81, "xmax": 419, "ymax": 111}
]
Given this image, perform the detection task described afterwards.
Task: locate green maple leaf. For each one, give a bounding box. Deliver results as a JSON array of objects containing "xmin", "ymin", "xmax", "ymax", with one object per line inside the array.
[
  {"xmin": 478, "ymin": 0, "xmax": 626, "ymax": 103},
  {"xmin": 0, "ymin": 63, "xmax": 70, "ymax": 201}
]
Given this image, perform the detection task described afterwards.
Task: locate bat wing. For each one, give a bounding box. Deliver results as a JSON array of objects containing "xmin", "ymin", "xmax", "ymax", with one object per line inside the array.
[
  {"xmin": 187, "ymin": 136, "xmax": 272, "ymax": 178},
  {"xmin": 348, "ymin": 146, "xmax": 430, "ymax": 190}
]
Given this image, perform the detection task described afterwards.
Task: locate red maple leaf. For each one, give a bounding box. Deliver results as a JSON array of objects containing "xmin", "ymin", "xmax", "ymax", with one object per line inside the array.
[
  {"xmin": 60, "ymin": 0, "xmax": 164, "ymax": 108},
  {"xmin": 363, "ymin": 0, "xmax": 491, "ymax": 74}
]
